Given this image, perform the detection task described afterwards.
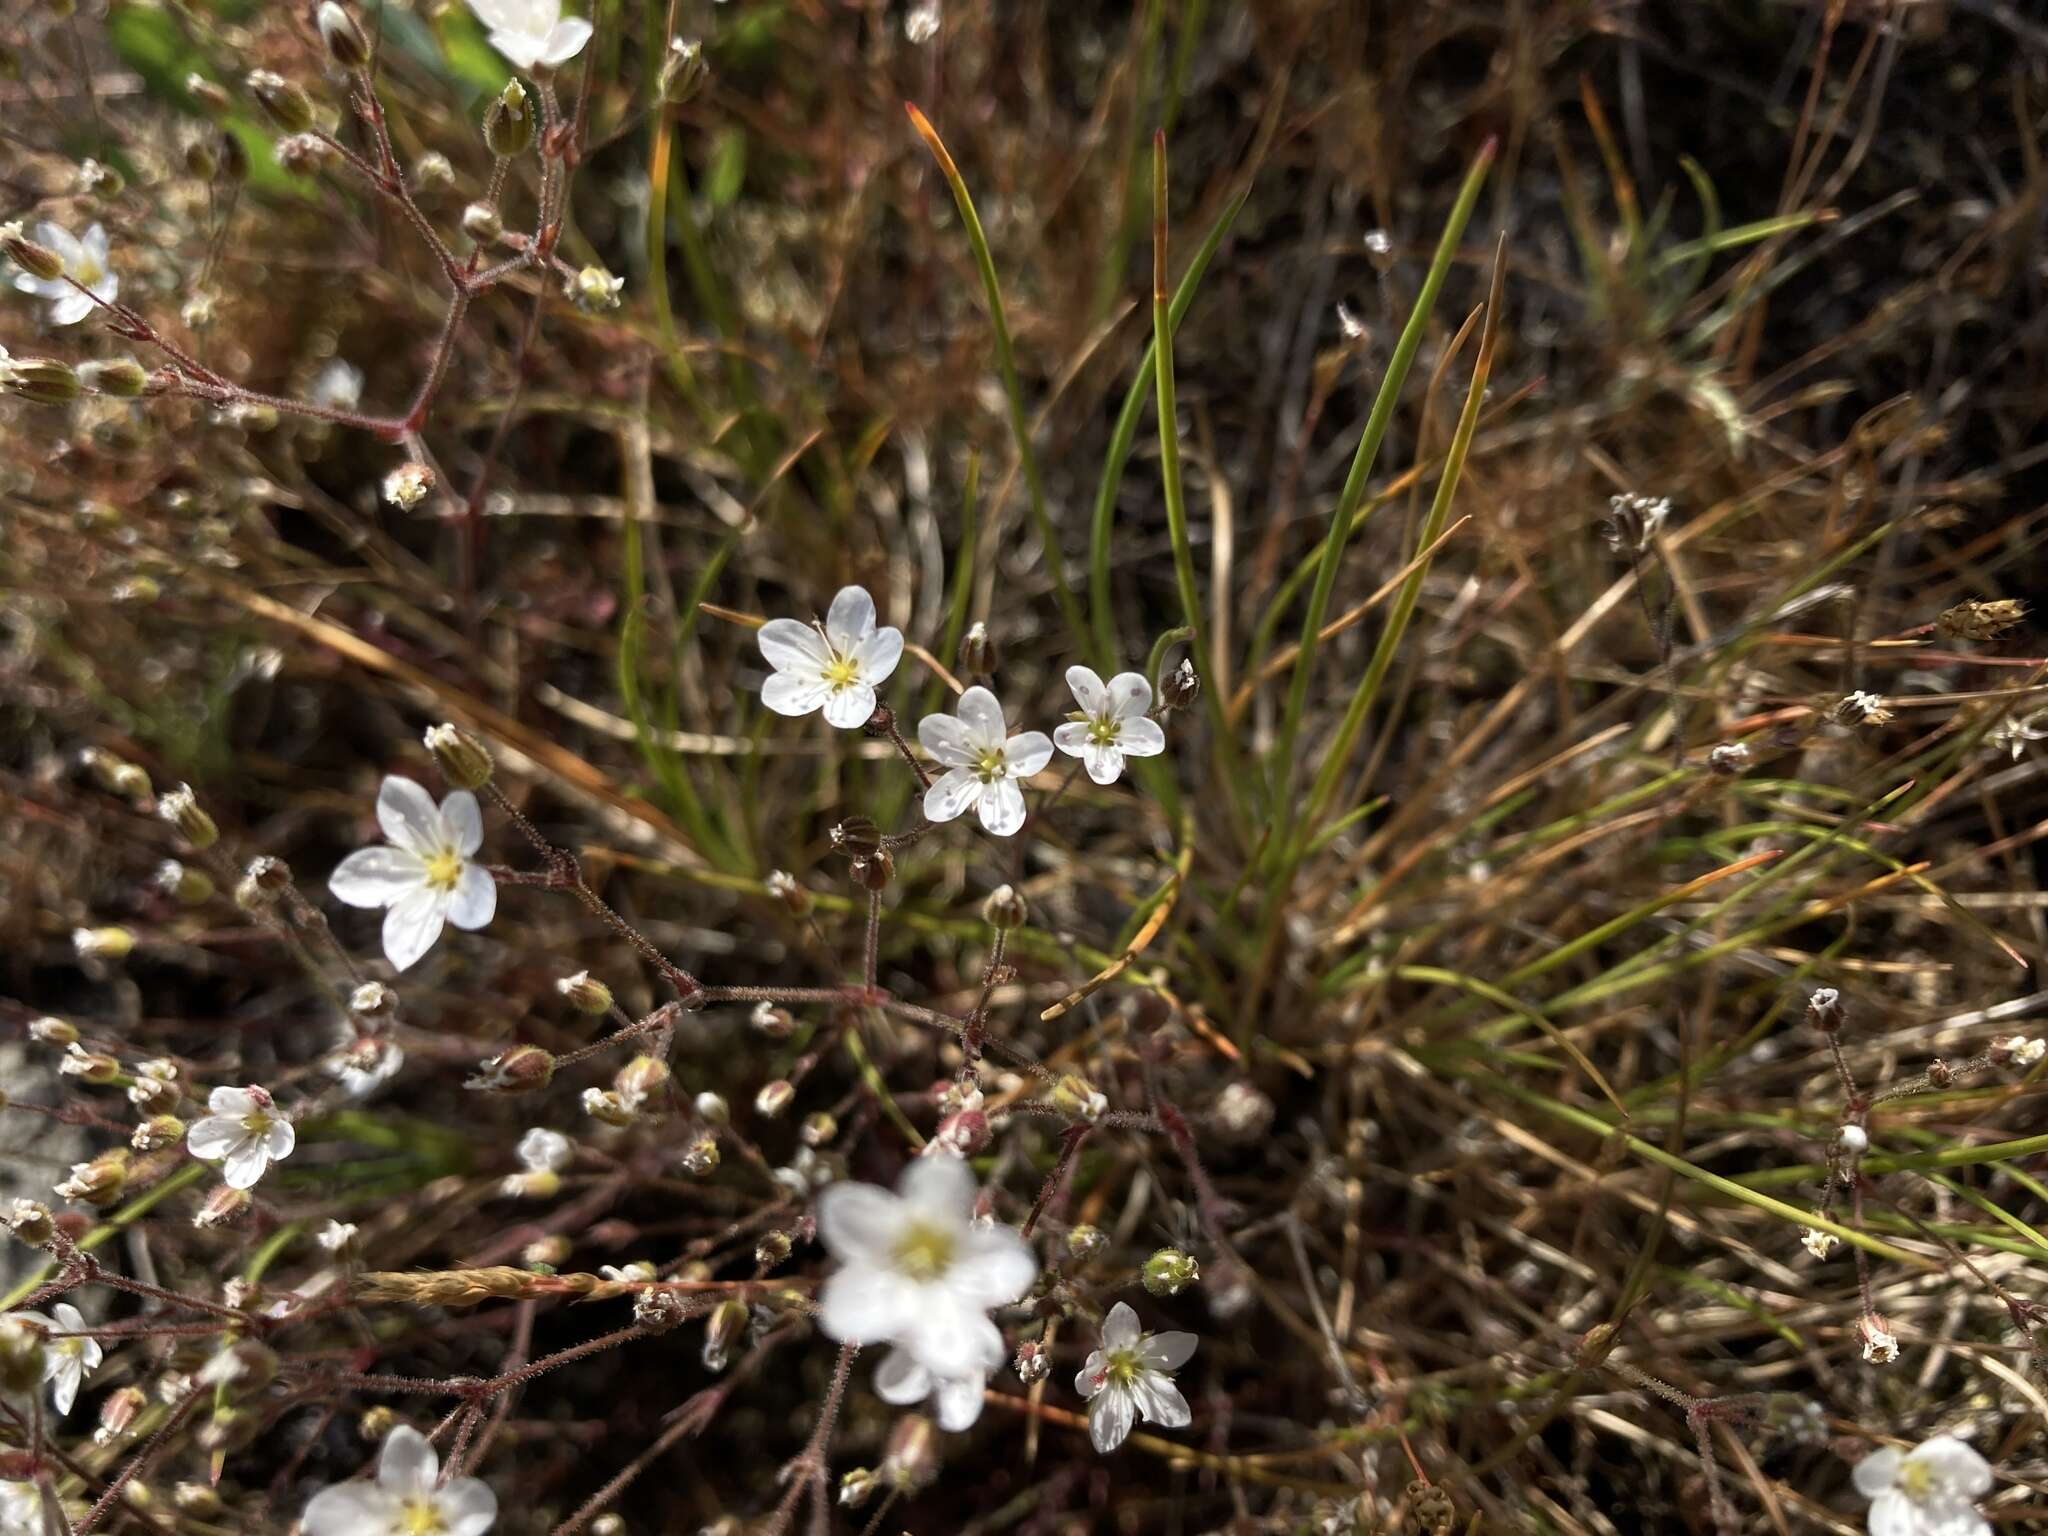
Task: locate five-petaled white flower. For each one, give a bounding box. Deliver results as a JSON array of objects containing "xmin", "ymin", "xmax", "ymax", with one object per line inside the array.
[
  {"xmin": 1074, "ymin": 1301, "xmax": 1196, "ymax": 1453},
  {"xmin": 187, "ymin": 1085, "xmax": 296, "ymax": 1190},
  {"xmin": 917, "ymin": 686, "xmax": 1052, "ymax": 837},
  {"xmin": 757, "ymin": 585, "xmax": 904, "ymax": 729},
  {"xmin": 303, "ymin": 1425, "xmax": 498, "ymax": 1536},
  {"xmin": 1854, "ymin": 1435, "xmax": 1992, "ymax": 1536},
  {"xmin": 1054, "ymin": 666, "xmax": 1166, "ymax": 786},
  {"xmin": 515, "ymin": 1127, "xmax": 571, "ymax": 1173},
  {"xmin": 0, "ymin": 1481, "xmax": 37, "ymax": 1536},
  {"xmin": 16, "ymin": 1303, "xmax": 102, "ymax": 1416},
  {"xmin": 329, "ymin": 776, "xmax": 496, "ymax": 972},
  {"xmin": 11, "ymin": 222, "xmax": 117, "ymax": 327},
  {"xmin": 816, "ymin": 1155, "xmax": 1036, "ymax": 1431},
  {"xmin": 464, "ymin": 0, "xmax": 592, "ymax": 72}
]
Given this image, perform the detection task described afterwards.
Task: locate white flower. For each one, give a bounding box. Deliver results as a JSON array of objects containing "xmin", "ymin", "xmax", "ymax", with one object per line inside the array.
[
  {"xmin": 465, "ymin": 0, "xmax": 592, "ymax": 72},
  {"xmin": 1074, "ymin": 1301, "xmax": 1196, "ymax": 1453},
  {"xmin": 303, "ymin": 1425, "xmax": 497, "ymax": 1536},
  {"xmin": 383, "ymin": 462, "xmax": 434, "ymax": 510},
  {"xmin": 1837, "ymin": 1124, "xmax": 1869, "ymax": 1155},
  {"xmin": 328, "ymin": 776, "xmax": 496, "ymax": 972},
  {"xmin": 1859, "ymin": 1314, "xmax": 1900, "ymax": 1364},
  {"xmin": 1800, "ymin": 1226, "xmax": 1838, "ymax": 1261},
  {"xmin": 0, "ymin": 1482, "xmax": 37, "ymax": 1535},
  {"xmin": 186, "ymin": 1085, "xmax": 295, "ymax": 1190},
  {"xmin": 904, "ymin": 0, "xmax": 941, "ymax": 43},
  {"xmin": 330, "ymin": 1038, "xmax": 405, "ymax": 1098},
  {"xmin": 917, "ymin": 686, "xmax": 1053, "ymax": 837},
  {"xmin": 316, "ymin": 1220, "xmax": 358, "ymax": 1252},
  {"xmin": 16, "ymin": 1303, "xmax": 102, "ymax": 1416},
  {"xmin": 757, "ymin": 585, "xmax": 903, "ymax": 729},
  {"xmin": 1999, "ymin": 1035, "xmax": 2045, "ymax": 1066},
  {"xmin": 308, "ymin": 359, "xmax": 364, "ymax": 411},
  {"xmin": 11, "ymin": 222, "xmax": 117, "ymax": 326},
  {"xmin": 1854, "ymin": 1435, "xmax": 1992, "ymax": 1536},
  {"xmin": 567, "ymin": 264, "xmax": 623, "ymax": 311},
  {"xmin": 816, "ymin": 1157, "xmax": 1036, "ymax": 1429},
  {"xmin": 515, "ymin": 1128, "xmax": 570, "ymax": 1173},
  {"xmin": 1053, "ymin": 667, "xmax": 1166, "ymax": 786}
]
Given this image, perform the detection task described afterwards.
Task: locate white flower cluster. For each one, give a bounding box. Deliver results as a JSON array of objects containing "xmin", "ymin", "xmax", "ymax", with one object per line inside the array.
[{"xmin": 756, "ymin": 585, "xmax": 1165, "ymax": 836}]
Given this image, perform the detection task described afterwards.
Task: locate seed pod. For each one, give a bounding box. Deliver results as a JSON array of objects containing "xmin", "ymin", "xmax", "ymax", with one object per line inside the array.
[
  {"xmin": 958, "ymin": 620, "xmax": 996, "ymax": 679},
  {"xmin": 157, "ymin": 784, "xmax": 219, "ymax": 849},
  {"xmin": 483, "ymin": 79, "xmax": 534, "ymax": 157},
  {"xmin": 981, "ymin": 884, "xmax": 1027, "ymax": 930},
  {"xmin": 184, "ymin": 73, "xmax": 232, "ymax": 114},
  {"xmin": 701, "ymin": 1297, "xmax": 746, "ymax": 1370},
  {"xmin": 830, "ymin": 816, "xmax": 881, "ymax": 858},
  {"xmin": 466, "ymin": 1045, "xmax": 555, "ymax": 1093},
  {"xmin": 658, "ymin": 37, "xmax": 709, "ymax": 105},
  {"xmin": 766, "ymin": 869, "xmax": 811, "ymax": 918},
  {"xmin": 1159, "ymin": 655, "xmax": 1200, "ymax": 710},
  {"xmin": 316, "ymin": 3, "xmax": 370, "ymax": 69},
  {"xmin": 1, "ymin": 224, "xmax": 65, "ymax": 282},
  {"xmin": 556, "ymin": 971, "xmax": 613, "ymax": 1015},
  {"xmin": 461, "ymin": 201, "xmax": 502, "ymax": 242},
  {"xmin": 423, "ymin": 722, "xmax": 492, "ymax": 789},
  {"xmin": 8, "ymin": 358, "xmax": 81, "ymax": 406},
  {"xmin": 245, "ymin": 70, "xmax": 314, "ymax": 134},
  {"xmin": 81, "ymin": 358, "xmax": 148, "ymax": 397}
]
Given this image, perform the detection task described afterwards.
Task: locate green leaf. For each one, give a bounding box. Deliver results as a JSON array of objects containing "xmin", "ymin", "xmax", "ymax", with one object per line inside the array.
[{"xmin": 704, "ymin": 127, "xmax": 748, "ymax": 208}]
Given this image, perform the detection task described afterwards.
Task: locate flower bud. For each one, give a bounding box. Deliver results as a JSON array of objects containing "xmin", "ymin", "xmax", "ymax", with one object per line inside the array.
[
  {"xmin": 96, "ymin": 1385, "xmax": 148, "ymax": 1445},
  {"xmin": 77, "ymin": 157, "xmax": 123, "ymax": 197},
  {"xmin": 30, "ymin": 1016, "xmax": 77, "ymax": 1047},
  {"xmin": 568, "ymin": 265, "xmax": 623, "ymax": 312},
  {"xmin": 831, "ymin": 816, "xmax": 881, "ymax": 858},
  {"xmin": 981, "ymin": 884, "xmax": 1027, "ymax": 931},
  {"xmin": 1160, "ymin": 656, "xmax": 1200, "ymax": 710},
  {"xmin": 615, "ymin": 1054, "xmax": 671, "ymax": 1107},
  {"xmin": 74, "ymin": 926, "xmax": 136, "ymax": 961},
  {"xmin": 838, "ymin": 1468, "xmax": 877, "ymax": 1509},
  {"xmin": 349, "ymin": 981, "xmax": 397, "ymax": 1017},
  {"xmin": 461, "ymin": 201, "xmax": 503, "ymax": 243},
  {"xmin": 193, "ymin": 1185, "xmax": 251, "ymax": 1230},
  {"xmin": 799, "ymin": 1110, "xmax": 837, "ymax": 1148},
  {"xmin": 681, "ymin": 1135, "xmax": 720, "ymax": 1175},
  {"xmin": 316, "ymin": 3, "xmax": 370, "ymax": 69},
  {"xmin": 60, "ymin": 1043, "xmax": 119, "ymax": 1084},
  {"xmin": 701, "ymin": 1297, "xmax": 746, "ymax": 1371},
  {"xmin": 749, "ymin": 1000, "xmax": 794, "ymax": 1039},
  {"xmin": 881, "ymin": 1414, "xmax": 938, "ymax": 1491},
  {"xmin": 78, "ymin": 356, "xmax": 148, "ymax": 397},
  {"xmin": 523, "ymin": 1234, "xmax": 572, "ymax": 1268},
  {"xmin": 183, "ymin": 137, "xmax": 219, "ymax": 179},
  {"xmin": 217, "ymin": 133, "xmax": 250, "ymax": 184},
  {"xmin": 633, "ymin": 1287, "xmax": 689, "ymax": 1332},
  {"xmin": 1707, "ymin": 741, "xmax": 1751, "ymax": 776},
  {"xmin": 765, "ymin": 869, "xmax": 812, "ymax": 918},
  {"xmin": 466, "ymin": 1045, "xmax": 555, "ymax": 1093},
  {"xmin": 243, "ymin": 854, "xmax": 292, "ymax": 899},
  {"xmin": 753, "ymin": 1079, "xmax": 794, "ymax": 1119},
  {"xmin": 853, "ymin": 849, "xmax": 894, "ymax": 893},
  {"xmin": 1013, "ymin": 1337, "xmax": 1050, "ymax": 1384},
  {"xmin": 1858, "ymin": 1312, "xmax": 1900, "ymax": 1364},
  {"xmin": 581, "ymin": 1088, "xmax": 634, "ymax": 1127},
  {"xmin": 1142, "ymin": 1246, "xmax": 1199, "ymax": 1297},
  {"xmin": 110, "ymin": 762, "xmax": 154, "ymax": 800},
  {"xmin": 8, "ymin": 357, "xmax": 81, "ymax": 405},
  {"xmin": 500, "ymin": 1168, "xmax": 560, "ymax": 1200},
  {"xmin": 276, "ymin": 133, "xmax": 331, "ymax": 175},
  {"xmin": 1211, "ymin": 1080, "xmax": 1273, "ymax": 1142},
  {"xmin": 557, "ymin": 970, "xmax": 613, "ymax": 1015},
  {"xmin": 754, "ymin": 1229, "xmax": 792, "ymax": 1269},
  {"xmin": 56, "ymin": 1149, "xmax": 131, "ymax": 1207},
  {"xmin": 185, "ymin": 73, "xmax": 232, "ymax": 113},
  {"xmin": 412, "ymin": 150, "xmax": 455, "ymax": 191},
  {"xmin": 155, "ymin": 859, "xmax": 212, "ymax": 905},
  {"xmin": 173, "ymin": 1484, "xmax": 222, "ymax": 1518},
  {"xmin": 245, "ymin": 70, "xmax": 314, "ymax": 133},
  {"xmin": 0, "ymin": 1317, "xmax": 47, "ymax": 1394},
  {"xmin": 132, "ymin": 1114, "xmax": 185, "ymax": 1152},
  {"xmin": 1065, "ymin": 1223, "xmax": 1106, "ymax": 1261},
  {"xmin": 358, "ymin": 1406, "xmax": 396, "ymax": 1441},
  {"xmin": 1, "ymin": 223, "xmax": 65, "ymax": 282},
  {"xmin": 957, "ymin": 620, "xmax": 996, "ymax": 679},
  {"xmin": 383, "ymin": 462, "xmax": 434, "ymax": 510},
  {"xmin": 658, "ymin": 36, "xmax": 709, "ymax": 105},
  {"xmin": 1051, "ymin": 1074, "xmax": 1107, "ymax": 1124},
  {"xmin": 6, "ymin": 1199, "xmax": 55, "ymax": 1248},
  {"xmin": 1806, "ymin": 987, "xmax": 1843, "ymax": 1034},
  {"xmin": 589, "ymin": 1518, "xmax": 624, "ymax": 1536},
  {"xmin": 933, "ymin": 1107, "xmax": 988, "ymax": 1157},
  {"xmin": 423, "ymin": 722, "xmax": 493, "ymax": 790},
  {"xmin": 483, "ymin": 79, "xmax": 534, "ymax": 156},
  {"xmin": 157, "ymin": 784, "xmax": 219, "ymax": 849}
]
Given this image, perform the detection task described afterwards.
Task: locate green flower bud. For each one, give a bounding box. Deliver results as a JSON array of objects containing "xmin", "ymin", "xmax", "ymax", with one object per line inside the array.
[
  {"xmin": 317, "ymin": 3, "xmax": 370, "ymax": 70},
  {"xmin": 1142, "ymin": 1246, "xmax": 1199, "ymax": 1297},
  {"xmin": 982, "ymin": 883, "xmax": 1027, "ymax": 930},
  {"xmin": 157, "ymin": 784, "xmax": 218, "ymax": 849},
  {"xmin": 1, "ymin": 223, "xmax": 65, "ymax": 281},
  {"xmin": 244, "ymin": 70, "xmax": 314, "ymax": 134},
  {"xmin": 556, "ymin": 970, "xmax": 613, "ymax": 1015},
  {"xmin": 423, "ymin": 722, "xmax": 493, "ymax": 789},
  {"xmin": 81, "ymin": 357, "xmax": 148, "ymax": 397},
  {"xmin": 483, "ymin": 79, "xmax": 534, "ymax": 157},
  {"xmin": 9, "ymin": 357, "xmax": 82, "ymax": 405},
  {"xmin": 658, "ymin": 37, "xmax": 709, "ymax": 105}
]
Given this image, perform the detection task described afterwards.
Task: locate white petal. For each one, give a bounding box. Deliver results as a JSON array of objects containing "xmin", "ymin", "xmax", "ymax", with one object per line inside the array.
[
  {"xmin": 91, "ymin": 273, "xmax": 118, "ymax": 306},
  {"xmin": 821, "ymin": 682, "xmax": 878, "ymax": 730},
  {"xmin": 436, "ymin": 1478, "xmax": 498, "ymax": 1536},
  {"xmin": 1866, "ymin": 1491, "xmax": 1915, "ymax": 1536},
  {"xmin": 1118, "ymin": 716, "xmax": 1166, "ymax": 757},
  {"xmin": 37, "ymin": 224, "xmax": 82, "ymax": 265},
  {"xmin": 486, "ymin": 28, "xmax": 546, "ymax": 69},
  {"xmin": 1074, "ymin": 1350, "xmax": 1107, "ymax": 1399},
  {"xmin": 762, "ymin": 670, "xmax": 831, "ymax": 717},
  {"xmin": 917, "ymin": 712, "xmax": 977, "ymax": 767},
  {"xmin": 1101, "ymin": 1302, "xmax": 1141, "ymax": 1350},
  {"xmin": 539, "ymin": 15, "xmax": 592, "ymax": 64},
  {"xmin": 1910, "ymin": 1437, "xmax": 1992, "ymax": 1498},
  {"xmin": 978, "ymin": 777, "xmax": 1026, "ymax": 837},
  {"xmin": 1139, "ymin": 1330, "xmax": 1197, "ymax": 1370},
  {"xmin": 1131, "ymin": 1371, "xmax": 1190, "ymax": 1429},
  {"xmin": 446, "ymin": 861, "xmax": 497, "ymax": 930},
  {"xmin": 1088, "ymin": 1385, "xmax": 1134, "ymax": 1453},
  {"xmin": 1106, "ymin": 671, "xmax": 1153, "ymax": 720},
  {"xmin": 1854, "ymin": 1448, "xmax": 1904, "ymax": 1498},
  {"xmin": 955, "ymin": 686, "xmax": 1007, "ymax": 748},
  {"xmin": 923, "ymin": 767, "xmax": 981, "ymax": 824},
  {"xmin": 874, "ymin": 1347, "xmax": 931, "ymax": 1405},
  {"xmin": 302, "ymin": 1483, "xmax": 397, "ymax": 1536},
  {"xmin": 899, "ymin": 1153, "xmax": 975, "ymax": 1220},
  {"xmin": 464, "ymin": 0, "xmax": 517, "ymax": 27},
  {"xmin": 51, "ymin": 1304, "xmax": 84, "ymax": 1332},
  {"xmin": 82, "ymin": 225, "xmax": 109, "ymax": 266},
  {"xmin": 440, "ymin": 790, "xmax": 484, "ymax": 856},
  {"xmin": 378, "ymin": 1426, "xmax": 440, "ymax": 1497},
  {"xmin": 376, "ymin": 776, "xmax": 444, "ymax": 856},
  {"xmin": 905, "ymin": 1301, "xmax": 1003, "ymax": 1378},
  {"xmin": 208, "ymin": 1086, "xmax": 258, "ymax": 1117},
  {"xmin": 853, "ymin": 626, "xmax": 903, "ymax": 685},
  {"xmin": 1082, "ymin": 741, "xmax": 1123, "ymax": 785},
  {"xmin": 932, "ymin": 1372, "xmax": 985, "ymax": 1432},
  {"xmin": 49, "ymin": 292, "xmax": 94, "ymax": 327},
  {"xmin": 1066, "ymin": 666, "xmax": 1107, "ymax": 714},
  {"xmin": 948, "ymin": 1226, "xmax": 1037, "ymax": 1309},
  {"xmin": 1006, "ymin": 730, "xmax": 1054, "ymax": 777},
  {"xmin": 186, "ymin": 1116, "xmax": 242, "ymax": 1161},
  {"xmin": 263, "ymin": 1120, "xmax": 297, "ymax": 1163},
  {"xmin": 381, "ymin": 887, "xmax": 448, "ymax": 972},
  {"xmin": 817, "ymin": 1266, "xmax": 916, "ymax": 1346},
  {"xmin": 824, "ymin": 585, "xmax": 877, "ymax": 649},
  {"xmin": 329, "ymin": 846, "xmax": 427, "ymax": 909},
  {"xmin": 48, "ymin": 1356, "xmax": 82, "ymax": 1416},
  {"xmin": 222, "ymin": 1138, "xmax": 272, "ymax": 1190},
  {"xmin": 816, "ymin": 1181, "xmax": 904, "ymax": 1265},
  {"xmin": 1053, "ymin": 721, "xmax": 1091, "ymax": 758},
  {"xmin": 757, "ymin": 617, "xmax": 831, "ymax": 674}
]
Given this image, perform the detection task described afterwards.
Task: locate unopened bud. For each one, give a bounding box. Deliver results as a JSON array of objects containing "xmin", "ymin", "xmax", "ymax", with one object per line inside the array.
[
  {"xmin": 830, "ymin": 816, "xmax": 881, "ymax": 858},
  {"xmin": 693, "ymin": 1091, "xmax": 729, "ymax": 1126},
  {"xmin": 750, "ymin": 1000, "xmax": 794, "ymax": 1039},
  {"xmin": 1051, "ymin": 1074, "xmax": 1107, "ymax": 1124},
  {"xmin": 568, "ymin": 264, "xmax": 623, "ymax": 312},
  {"xmin": 1142, "ymin": 1246, "xmax": 1199, "ymax": 1297},
  {"xmin": 9, "ymin": 357, "xmax": 81, "ymax": 405},
  {"xmin": 581, "ymin": 1088, "xmax": 634, "ymax": 1127},
  {"xmin": 155, "ymin": 859, "xmax": 212, "ymax": 905},
  {"xmin": 681, "ymin": 1135, "xmax": 719, "ymax": 1175},
  {"xmin": 193, "ymin": 1185, "xmax": 250, "ymax": 1230},
  {"xmin": 173, "ymin": 1485, "xmax": 222, "ymax": 1518},
  {"xmin": 158, "ymin": 784, "xmax": 219, "ymax": 849},
  {"xmin": 95, "ymin": 1385, "xmax": 148, "ymax": 1445},
  {"xmin": 881, "ymin": 1414, "xmax": 939, "ymax": 1491},
  {"xmin": 658, "ymin": 36, "xmax": 709, "ymax": 104},
  {"xmin": 557, "ymin": 971, "xmax": 613, "ymax": 1015},
  {"xmin": 838, "ymin": 1468, "xmax": 877, "ymax": 1509},
  {"xmin": 523, "ymin": 1234, "xmax": 572, "ymax": 1268},
  {"xmin": 185, "ymin": 74, "xmax": 232, "ymax": 114},
  {"xmin": 1160, "ymin": 656, "xmax": 1200, "ymax": 710},
  {"xmin": 765, "ymin": 869, "xmax": 812, "ymax": 918},
  {"xmin": 933, "ymin": 1107, "xmax": 988, "ymax": 1156},
  {"xmin": 466, "ymin": 1045, "xmax": 555, "ymax": 1093},
  {"xmin": 316, "ymin": 3, "xmax": 370, "ymax": 69},
  {"xmin": 701, "ymin": 1297, "xmax": 746, "ymax": 1371},
  {"xmin": 358, "ymin": 1406, "xmax": 396, "ymax": 1441},
  {"xmin": 350, "ymin": 981, "xmax": 397, "ymax": 1017},
  {"xmin": 183, "ymin": 137, "xmax": 219, "ymax": 178},
  {"xmin": 30, "ymin": 1016, "xmax": 78, "ymax": 1047},
  {"xmin": 799, "ymin": 1110, "xmax": 837, "ymax": 1148},
  {"xmin": 0, "ymin": 1317, "xmax": 47, "ymax": 1393},
  {"xmin": 615, "ymin": 1054, "xmax": 671, "ymax": 1107},
  {"xmin": 412, "ymin": 151, "xmax": 454, "ymax": 192},
  {"xmin": 423, "ymin": 722, "xmax": 492, "ymax": 790},
  {"xmin": 633, "ymin": 1287, "xmax": 689, "ymax": 1332},
  {"xmin": 383, "ymin": 462, "xmax": 434, "ymax": 510},
  {"xmin": 1708, "ymin": 741, "xmax": 1752, "ymax": 776},
  {"xmin": 60, "ymin": 1043, "xmax": 119, "ymax": 1084},
  {"xmin": 74, "ymin": 926, "xmax": 136, "ymax": 961},
  {"xmin": 1, "ymin": 223, "xmax": 65, "ymax": 282},
  {"xmin": 957, "ymin": 620, "xmax": 996, "ymax": 679},
  {"xmin": 6, "ymin": 1199, "xmax": 55, "ymax": 1248},
  {"xmin": 80, "ymin": 357, "xmax": 148, "ymax": 397},
  {"xmin": 754, "ymin": 1229, "xmax": 793, "ymax": 1269},
  {"xmin": 982, "ymin": 884, "xmax": 1027, "ymax": 931},
  {"xmin": 1013, "ymin": 1337, "xmax": 1050, "ymax": 1384},
  {"xmin": 483, "ymin": 79, "xmax": 534, "ymax": 156},
  {"xmin": 132, "ymin": 1114, "xmax": 185, "ymax": 1152},
  {"xmin": 1066, "ymin": 1223, "xmax": 1107, "ymax": 1261},
  {"xmin": 245, "ymin": 70, "xmax": 314, "ymax": 133},
  {"xmin": 57, "ymin": 1149, "xmax": 131, "ymax": 1207},
  {"xmin": 462, "ymin": 201, "xmax": 503, "ymax": 243},
  {"xmin": 853, "ymin": 849, "xmax": 894, "ymax": 893},
  {"xmin": 753, "ymin": 1079, "xmax": 794, "ymax": 1119}
]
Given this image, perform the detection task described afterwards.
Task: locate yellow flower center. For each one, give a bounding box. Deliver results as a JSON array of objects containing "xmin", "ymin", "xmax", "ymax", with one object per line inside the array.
[
  {"xmin": 891, "ymin": 1220, "xmax": 956, "ymax": 1283},
  {"xmin": 421, "ymin": 848, "xmax": 464, "ymax": 892},
  {"xmin": 822, "ymin": 653, "xmax": 861, "ymax": 690},
  {"xmin": 1898, "ymin": 1460, "xmax": 1935, "ymax": 1500},
  {"xmin": 973, "ymin": 747, "xmax": 1008, "ymax": 784},
  {"xmin": 1086, "ymin": 715, "xmax": 1120, "ymax": 747},
  {"xmin": 1103, "ymin": 1347, "xmax": 1143, "ymax": 1388},
  {"xmin": 400, "ymin": 1497, "xmax": 448, "ymax": 1535},
  {"xmin": 240, "ymin": 1110, "xmax": 274, "ymax": 1138}
]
